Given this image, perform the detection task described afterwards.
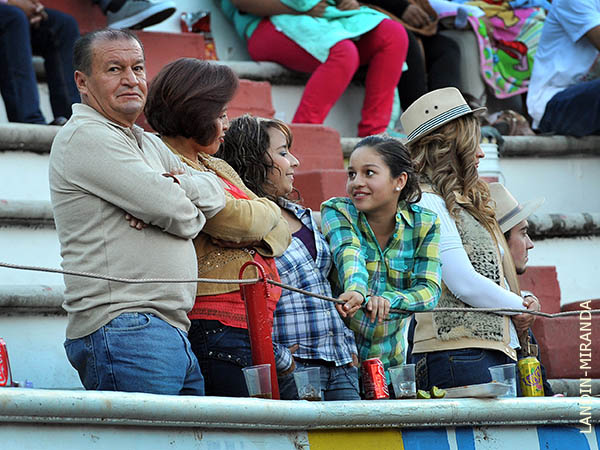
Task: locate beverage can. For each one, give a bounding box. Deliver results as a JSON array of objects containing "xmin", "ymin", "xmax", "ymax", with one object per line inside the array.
[
  {"xmin": 518, "ymin": 356, "xmax": 545, "ymax": 397},
  {"xmin": 0, "ymin": 338, "xmax": 13, "ymax": 387},
  {"xmin": 362, "ymin": 358, "xmax": 390, "ymax": 400}
]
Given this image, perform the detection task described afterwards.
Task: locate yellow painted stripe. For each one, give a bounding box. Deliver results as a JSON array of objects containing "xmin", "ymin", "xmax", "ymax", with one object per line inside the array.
[{"xmin": 308, "ymin": 429, "xmax": 404, "ymax": 450}]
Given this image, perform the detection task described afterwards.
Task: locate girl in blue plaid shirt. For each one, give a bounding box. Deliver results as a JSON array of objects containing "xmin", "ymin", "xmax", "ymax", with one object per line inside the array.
[
  {"xmin": 321, "ymin": 135, "xmax": 442, "ymax": 379},
  {"xmin": 217, "ymin": 115, "xmax": 361, "ymax": 400}
]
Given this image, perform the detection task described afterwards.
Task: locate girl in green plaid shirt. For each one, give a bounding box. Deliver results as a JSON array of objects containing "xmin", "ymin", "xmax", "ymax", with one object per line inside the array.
[{"xmin": 321, "ymin": 135, "xmax": 442, "ymax": 379}]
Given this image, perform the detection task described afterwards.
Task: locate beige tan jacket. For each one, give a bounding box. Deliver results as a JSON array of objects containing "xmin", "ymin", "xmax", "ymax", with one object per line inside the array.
[{"xmin": 166, "ymin": 144, "xmax": 291, "ymax": 296}]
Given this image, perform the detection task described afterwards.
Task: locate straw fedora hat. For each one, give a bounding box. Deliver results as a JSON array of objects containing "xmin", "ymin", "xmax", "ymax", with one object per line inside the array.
[
  {"xmin": 489, "ymin": 183, "xmax": 545, "ymax": 233},
  {"xmin": 400, "ymin": 87, "xmax": 486, "ymax": 144}
]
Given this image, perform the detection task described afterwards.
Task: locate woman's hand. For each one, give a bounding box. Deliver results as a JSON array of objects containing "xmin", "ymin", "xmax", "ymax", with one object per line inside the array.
[
  {"xmin": 401, "ymin": 4, "xmax": 431, "ymax": 28},
  {"xmin": 336, "ymin": 291, "xmax": 364, "ymax": 318},
  {"xmin": 306, "ymin": 0, "xmax": 329, "ymax": 17},
  {"xmin": 278, "ymin": 344, "xmax": 299, "ymax": 376},
  {"xmin": 512, "ymin": 295, "xmax": 540, "ymax": 332},
  {"xmin": 365, "ymin": 295, "xmax": 391, "ymax": 323},
  {"xmin": 336, "ymin": 0, "xmax": 360, "ymax": 11}
]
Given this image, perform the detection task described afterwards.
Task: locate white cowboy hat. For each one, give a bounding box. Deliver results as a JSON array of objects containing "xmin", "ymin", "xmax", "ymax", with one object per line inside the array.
[
  {"xmin": 489, "ymin": 182, "xmax": 545, "ymax": 233},
  {"xmin": 400, "ymin": 87, "xmax": 486, "ymax": 144}
]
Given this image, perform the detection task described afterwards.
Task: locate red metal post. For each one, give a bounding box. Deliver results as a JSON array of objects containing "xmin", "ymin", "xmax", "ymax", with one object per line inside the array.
[{"xmin": 239, "ymin": 261, "xmax": 280, "ymax": 399}]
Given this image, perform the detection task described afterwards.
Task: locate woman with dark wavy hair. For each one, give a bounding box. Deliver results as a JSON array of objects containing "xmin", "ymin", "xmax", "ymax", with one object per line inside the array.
[
  {"xmin": 401, "ymin": 87, "xmax": 539, "ymax": 393},
  {"xmin": 145, "ymin": 58, "xmax": 291, "ymax": 397},
  {"xmin": 217, "ymin": 115, "xmax": 361, "ymax": 400},
  {"xmin": 320, "ymin": 135, "xmax": 442, "ymax": 384}
]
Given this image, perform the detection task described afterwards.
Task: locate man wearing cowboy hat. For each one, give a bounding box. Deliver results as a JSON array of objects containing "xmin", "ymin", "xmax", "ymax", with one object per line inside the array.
[
  {"xmin": 489, "ymin": 183, "xmax": 555, "ymax": 396},
  {"xmin": 489, "ymin": 182, "xmax": 544, "ymax": 322}
]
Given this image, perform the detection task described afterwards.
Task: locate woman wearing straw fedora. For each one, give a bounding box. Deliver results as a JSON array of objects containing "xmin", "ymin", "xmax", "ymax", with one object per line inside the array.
[{"xmin": 400, "ymin": 87, "xmax": 539, "ymax": 392}]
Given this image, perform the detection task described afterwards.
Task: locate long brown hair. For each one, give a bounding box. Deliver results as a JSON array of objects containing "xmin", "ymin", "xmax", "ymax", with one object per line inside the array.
[
  {"xmin": 215, "ymin": 114, "xmax": 294, "ymax": 203},
  {"xmin": 408, "ymin": 114, "xmax": 496, "ymax": 230}
]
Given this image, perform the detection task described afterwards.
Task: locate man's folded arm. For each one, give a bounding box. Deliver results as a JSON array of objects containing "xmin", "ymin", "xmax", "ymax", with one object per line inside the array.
[{"xmin": 62, "ymin": 127, "xmax": 225, "ymax": 239}]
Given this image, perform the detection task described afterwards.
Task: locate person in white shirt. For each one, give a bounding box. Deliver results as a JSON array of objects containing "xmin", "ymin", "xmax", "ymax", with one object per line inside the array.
[
  {"xmin": 526, "ymin": 0, "xmax": 600, "ymax": 136},
  {"xmin": 400, "ymin": 87, "xmax": 537, "ymax": 392}
]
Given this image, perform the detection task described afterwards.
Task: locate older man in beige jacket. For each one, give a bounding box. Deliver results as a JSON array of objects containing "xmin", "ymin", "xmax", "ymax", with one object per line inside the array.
[{"xmin": 49, "ymin": 29, "xmax": 225, "ymax": 395}]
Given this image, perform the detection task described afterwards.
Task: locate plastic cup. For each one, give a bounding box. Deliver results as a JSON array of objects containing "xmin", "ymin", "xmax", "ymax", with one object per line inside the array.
[
  {"xmin": 242, "ymin": 364, "xmax": 272, "ymax": 399},
  {"xmin": 389, "ymin": 364, "xmax": 416, "ymax": 399},
  {"xmin": 293, "ymin": 367, "xmax": 322, "ymax": 401},
  {"xmin": 489, "ymin": 363, "xmax": 517, "ymax": 398}
]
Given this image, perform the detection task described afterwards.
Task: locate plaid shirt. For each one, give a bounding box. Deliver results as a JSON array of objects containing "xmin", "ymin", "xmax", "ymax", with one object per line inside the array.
[
  {"xmin": 321, "ymin": 197, "xmax": 442, "ymax": 371},
  {"xmin": 272, "ymin": 200, "xmax": 358, "ymax": 371}
]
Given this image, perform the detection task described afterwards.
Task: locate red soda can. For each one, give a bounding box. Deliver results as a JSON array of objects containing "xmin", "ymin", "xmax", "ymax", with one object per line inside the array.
[
  {"xmin": 0, "ymin": 338, "xmax": 13, "ymax": 387},
  {"xmin": 362, "ymin": 358, "xmax": 390, "ymax": 400}
]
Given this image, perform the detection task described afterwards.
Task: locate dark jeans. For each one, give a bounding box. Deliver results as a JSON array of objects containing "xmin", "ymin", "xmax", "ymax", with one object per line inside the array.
[
  {"xmin": 410, "ymin": 347, "xmax": 523, "ymax": 396},
  {"xmin": 538, "ymin": 79, "xmax": 600, "ymax": 137},
  {"xmin": 407, "ymin": 316, "xmax": 554, "ymax": 396},
  {"xmin": 399, "ymin": 30, "xmax": 461, "ymax": 109},
  {"xmin": 365, "ymin": 0, "xmax": 462, "ymax": 109},
  {"xmin": 188, "ymin": 319, "xmax": 253, "ymax": 397},
  {"xmin": 0, "ymin": 6, "xmax": 80, "ymax": 123}
]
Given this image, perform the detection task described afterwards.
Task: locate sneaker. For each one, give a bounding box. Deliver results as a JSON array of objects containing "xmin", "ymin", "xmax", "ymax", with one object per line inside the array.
[{"xmin": 107, "ymin": 0, "xmax": 176, "ymax": 30}]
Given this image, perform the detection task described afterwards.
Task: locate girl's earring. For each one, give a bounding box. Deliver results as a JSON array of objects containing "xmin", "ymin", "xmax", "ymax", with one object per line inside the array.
[{"xmin": 394, "ymin": 187, "xmax": 401, "ymax": 192}]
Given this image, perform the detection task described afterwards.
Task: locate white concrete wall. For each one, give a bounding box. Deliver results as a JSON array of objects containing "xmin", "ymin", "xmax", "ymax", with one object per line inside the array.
[
  {"xmin": 1, "ymin": 315, "xmax": 81, "ymax": 389},
  {"xmin": 0, "ymin": 227, "xmax": 63, "ymax": 285},
  {"xmin": 500, "ymin": 157, "xmax": 600, "ymax": 214},
  {"xmin": 528, "ymin": 236, "xmax": 600, "ymax": 306}
]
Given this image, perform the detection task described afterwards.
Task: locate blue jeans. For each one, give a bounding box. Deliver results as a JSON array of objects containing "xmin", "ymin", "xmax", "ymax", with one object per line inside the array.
[
  {"xmin": 0, "ymin": 6, "xmax": 79, "ymax": 123},
  {"xmin": 410, "ymin": 348, "xmax": 523, "ymax": 396},
  {"xmin": 278, "ymin": 359, "xmax": 360, "ymax": 401},
  {"xmin": 188, "ymin": 319, "xmax": 253, "ymax": 397},
  {"xmin": 538, "ymin": 79, "xmax": 600, "ymax": 137},
  {"xmin": 64, "ymin": 313, "xmax": 204, "ymax": 395}
]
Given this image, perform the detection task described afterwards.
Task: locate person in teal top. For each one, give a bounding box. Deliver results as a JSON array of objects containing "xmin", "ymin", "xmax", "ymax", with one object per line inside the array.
[
  {"xmin": 321, "ymin": 135, "xmax": 442, "ymax": 381},
  {"xmin": 219, "ymin": 0, "xmax": 409, "ymax": 137}
]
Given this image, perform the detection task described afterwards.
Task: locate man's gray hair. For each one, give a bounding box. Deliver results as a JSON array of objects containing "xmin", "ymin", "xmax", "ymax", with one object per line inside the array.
[{"xmin": 73, "ymin": 28, "xmax": 145, "ymax": 75}]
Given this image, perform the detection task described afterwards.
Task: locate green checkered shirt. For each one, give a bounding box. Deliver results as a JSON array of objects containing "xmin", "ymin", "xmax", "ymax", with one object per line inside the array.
[{"xmin": 321, "ymin": 197, "xmax": 442, "ymax": 372}]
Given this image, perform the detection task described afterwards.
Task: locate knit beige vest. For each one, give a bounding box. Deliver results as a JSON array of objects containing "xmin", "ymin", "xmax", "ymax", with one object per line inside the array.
[
  {"xmin": 432, "ymin": 207, "xmax": 504, "ymax": 341},
  {"xmin": 412, "ymin": 201, "xmax": 517, "ymax": 360}
]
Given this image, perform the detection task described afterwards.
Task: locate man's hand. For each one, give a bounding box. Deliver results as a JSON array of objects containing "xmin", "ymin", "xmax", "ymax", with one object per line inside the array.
[
  {"xmin": 336, "ymin": 0, "xmax": 360, "ymax": 11},
  {"xmin": 168, "ymin": 167, "xmax": 186, "ymax": 176},
  {"xmin": 8, "ymin": 0, "xmax": 46, "ymax": 24},
  {"xmin": 401, "ymin": 4, "xmax": 431, "ymax": 28},
  {"xmin": 350, "ymin": 353, "xmax": 359, "ymax": 367},
  {"xmin": 125, "ymin": 213, "xmax": 147, "ymax": 230},
  {"xmin": 365, "ymin": 295, "xmax": 391, "ymax": 323},
  {"xmin": 336, "ymin": 291, "xmax": 364, "ymax": 318},
  {"xmin": 512, "ymin": 295, "xmax": 540, "ymax": 332}
]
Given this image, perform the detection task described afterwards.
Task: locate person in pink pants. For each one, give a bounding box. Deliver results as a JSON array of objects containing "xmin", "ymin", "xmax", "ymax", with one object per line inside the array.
[{"xmin": 221, "ymin": 0, "xmax": 409, "ymax": 137}]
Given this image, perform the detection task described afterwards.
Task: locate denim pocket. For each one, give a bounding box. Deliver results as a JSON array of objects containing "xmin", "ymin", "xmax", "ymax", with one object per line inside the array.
[
  {"xmin": 105, "ymin": 312, "xmax": 152, "ymax": 331},
  {"xmin": 64, "ymin": 336, "xmax": 99, "ymax": 390},
  {"xmin": 342, "ymin": 366, "xmax": 360, "ymax": 391},
  {"xmin": 448, "ymin": 348, "xmax": 486, "ymax": 363}
]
